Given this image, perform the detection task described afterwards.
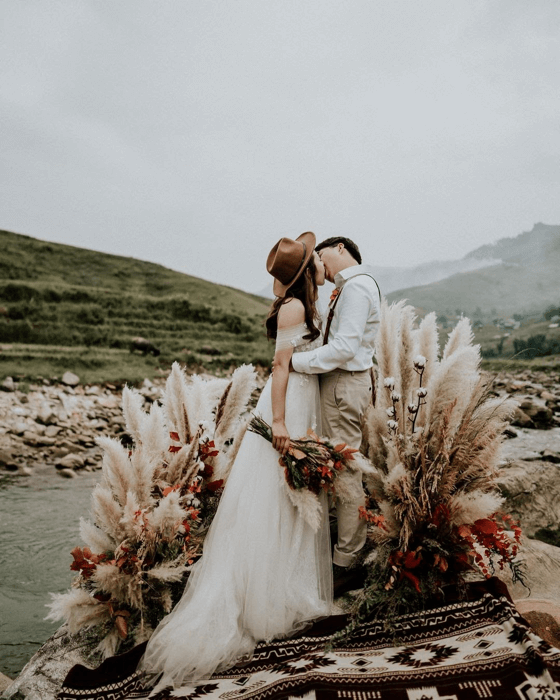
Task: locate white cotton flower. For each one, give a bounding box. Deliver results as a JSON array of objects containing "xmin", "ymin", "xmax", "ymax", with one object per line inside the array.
[
  {"xmin": 390, "ymin": 391, "xmax": 401, "ymax": 402},
  {"xmin": 407, "ymin": 403, "xmax": 418, "ymax": 413},
  {"xmin": 383, "ymin": 377, "xmax": 395, "ymax": 389},
  {"xmin": 413, "ymin": 355, "xmax": 427, "ymax": 369},
  {"xmin": 386, "ymin": 407, "xmax": 396, "ymax": 418},
  {"xmin": 416, "ymin": 388, "xmax": 428, "ymax": 398},
  {"xmin": 387, "ymin": 420, "xmax": 399, "ymax": 431}
]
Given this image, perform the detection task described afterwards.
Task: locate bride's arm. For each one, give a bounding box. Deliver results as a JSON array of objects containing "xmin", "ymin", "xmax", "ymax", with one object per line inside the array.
[{"xmin": 271, "ymin": 299, "xmax": 305, "ymax": 456}]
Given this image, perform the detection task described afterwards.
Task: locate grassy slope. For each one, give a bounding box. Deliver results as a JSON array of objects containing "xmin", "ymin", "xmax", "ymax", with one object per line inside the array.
[{"xmin": 0, "ymin": 230, "xmax": 273, "ymax": 383}]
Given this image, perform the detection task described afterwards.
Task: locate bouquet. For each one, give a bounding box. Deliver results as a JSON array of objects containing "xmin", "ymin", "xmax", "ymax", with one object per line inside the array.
[{"xmin": 248, "ymin": 415, "xmax": 373, "ymax": 531}]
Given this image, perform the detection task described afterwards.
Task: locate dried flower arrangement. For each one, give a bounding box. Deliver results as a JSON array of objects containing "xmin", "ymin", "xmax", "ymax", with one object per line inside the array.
[
  {"xmin": 350, "ymin": 301, "xmax": 524, "ymax": 630},
  {"xmin": 47, "ymin": 362, "xmax": 257, "ymax": 659}
]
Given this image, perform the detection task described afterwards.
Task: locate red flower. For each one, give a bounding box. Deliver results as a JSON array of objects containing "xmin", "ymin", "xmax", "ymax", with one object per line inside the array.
[
  {"xmin": 206, "ymin": 479, "xmax": 224, "ymax": 492},
  {"xmin": 168, "ymin": 445, "xmax": 182, "ymax": 453},
  {"xmin": 169, "ymin": 431, "xmax": 180, "ymax": 442}
]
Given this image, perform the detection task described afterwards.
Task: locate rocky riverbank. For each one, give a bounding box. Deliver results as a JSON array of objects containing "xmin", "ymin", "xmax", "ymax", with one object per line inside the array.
[{"xmin": 1, "ymin": 367, "xmax": 559, "ymax": 480}]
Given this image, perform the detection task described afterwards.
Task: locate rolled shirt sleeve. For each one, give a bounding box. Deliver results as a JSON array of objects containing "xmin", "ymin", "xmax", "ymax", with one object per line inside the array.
[{"xmin": 291, "ymin": 276, "xmax": 378, "ymax": 374}]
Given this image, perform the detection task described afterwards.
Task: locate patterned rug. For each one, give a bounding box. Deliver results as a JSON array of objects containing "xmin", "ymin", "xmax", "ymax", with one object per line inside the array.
[{"xmin": 58, "ymin": 579, "xmax": 560, "ymax": 700}]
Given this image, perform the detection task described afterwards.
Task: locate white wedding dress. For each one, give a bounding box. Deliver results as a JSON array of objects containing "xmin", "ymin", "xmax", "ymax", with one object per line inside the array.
[{"xmin": 140, "ymin": 323, "xmax": 333, "ymax": 689}]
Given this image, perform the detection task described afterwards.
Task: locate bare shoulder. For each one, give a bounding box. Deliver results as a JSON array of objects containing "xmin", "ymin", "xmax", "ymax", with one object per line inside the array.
[{"xmin": 277, "ymin": 298, "xmax": 305, "ymax": 328}]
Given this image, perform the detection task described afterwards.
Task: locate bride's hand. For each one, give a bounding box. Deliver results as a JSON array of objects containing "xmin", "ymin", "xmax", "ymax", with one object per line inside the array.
[{"xmin": 272, "ymin": 420, "xmax": 291, "ymax": 456}]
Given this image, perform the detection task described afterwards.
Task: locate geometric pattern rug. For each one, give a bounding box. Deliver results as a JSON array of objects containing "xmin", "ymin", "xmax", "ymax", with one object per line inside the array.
[{"xmin": 57, "ymin": 579, "xmax": 560, "ymax": 700}]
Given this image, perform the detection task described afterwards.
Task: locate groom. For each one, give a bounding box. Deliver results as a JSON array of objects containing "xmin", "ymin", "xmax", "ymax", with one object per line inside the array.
[{"xmin": 290, "ymin": 236, "xmax": 380, "ymax": 595}]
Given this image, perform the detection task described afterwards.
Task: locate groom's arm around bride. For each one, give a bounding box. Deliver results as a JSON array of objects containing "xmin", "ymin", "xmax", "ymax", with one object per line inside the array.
[{"xmin": 290, "ymin": 236, "xmax": 380, "ymax": 589}]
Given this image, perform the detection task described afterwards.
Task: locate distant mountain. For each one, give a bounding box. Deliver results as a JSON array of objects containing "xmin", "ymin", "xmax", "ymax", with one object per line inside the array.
[{"xmin": 387, "ymin": 223, "xmax": 560, "ymax": 317}]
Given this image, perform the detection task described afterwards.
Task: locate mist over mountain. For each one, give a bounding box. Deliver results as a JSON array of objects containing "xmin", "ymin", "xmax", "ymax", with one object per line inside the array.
[{"xmin": 388, "ymin": 223, "xmax": 560, "ymax": 317}]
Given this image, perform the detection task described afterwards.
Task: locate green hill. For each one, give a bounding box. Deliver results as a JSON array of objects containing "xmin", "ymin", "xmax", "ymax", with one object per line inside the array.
[
  {"xmin": 0, "ymin": 230, "xmax": 273, "ymax": 383},
  {"xmin": 387, "ymin": 223, "xmax": 560, "ymax": 317}
]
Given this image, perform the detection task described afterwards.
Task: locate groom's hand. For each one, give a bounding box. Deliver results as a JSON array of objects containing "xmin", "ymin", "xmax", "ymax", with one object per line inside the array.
[{"xmin": 271, "ymin": 358, "xmax": 295, "ymax": 374}]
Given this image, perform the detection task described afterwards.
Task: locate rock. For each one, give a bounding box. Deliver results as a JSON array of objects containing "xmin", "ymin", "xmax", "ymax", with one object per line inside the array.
[
  {"xmin": 55, "ymin": 453, "xmax": 85, "ymax": 470},
  {"xmin": 36, "ymin": 403, "xmax": 57, "ymax": 426},
  {"xmin": 503, "ymin": 427, "xmax": 518, "ymax": 439},
  {"xmin": 1, "ymin": 624, "xmax": 99, "ymax": 700},
  {"xmin": 44, "ymin": 425, "xmax": 62, "ymax": 438},
  {"xmin": 57, "ymin": 468, "xmax": 77, "ymax": 478},
  {"xmin": 541, "ymin": 450, "xmax": 560, "ymax": 464},
  {"xmin": 22, "ymin": 432, "xmax": 56, "ymax": 447},
  {"xmin": 518, "ymin": 398, "xmax": 554, "ymax": 428},
  {"xmin": 0, "ymin": 449, "xmax": 17, "ymax": 470},
  {"xmin": 503, "ymin": 537, "xmax": 560, "ymax": 602},
  {"xmin": 541, "ymin": 391, "xmax": 558, "ymax": 402},
  {"xmin": 1, "ymin": 376, "xmax": 15, "ymax": 392},
  {"xmin": 511, "ymin": 406, "xmax": 534, "ymax": 429},
  {"xmin": 61, "ymin": 371, "xmax": 80, "ymax": 387},
  {"xmin": 85, "ymin": 385, "xmax": 100, "ymax": 395},
  {"xmin": 0, "ymin": 672, "xmax": 12, "ymax": 694},
  {"xmin": 11, "ymin": 421, "xmax": 28, "ymax": 436},
  {"xmin": 499, "ymin": 460, "xmax": 560, "ymax": 536}
]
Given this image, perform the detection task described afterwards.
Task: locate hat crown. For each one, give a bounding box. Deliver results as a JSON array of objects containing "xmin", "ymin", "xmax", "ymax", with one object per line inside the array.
[
  {"xmin": 266, "ymin": 232, "xmax": 316, "ymax": 298},
  {"xmin": 267, "ymin": 238, "xmax": 308, "ymax": 285}
]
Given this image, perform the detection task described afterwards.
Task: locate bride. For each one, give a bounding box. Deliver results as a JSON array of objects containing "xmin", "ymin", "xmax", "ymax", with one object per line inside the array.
[{"xmin": 140, "ymin": 232, "xmax": 333, "ymax": 690}]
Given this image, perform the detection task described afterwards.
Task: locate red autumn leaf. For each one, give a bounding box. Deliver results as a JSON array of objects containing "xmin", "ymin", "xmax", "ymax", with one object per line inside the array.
[
  {"xmin": 333, "ymin": 443, "xmax": 347, "ymax": 453},
  {"xmin": 190, "ymin": 509, "xmax": 200, "ymax": 520},
  {"xmin": 115, "ymin": 614, "xmax": 128, "ymax": 639},
  {"xmin": 168, "ymin": 445, "xmax": 182, "ymax": 453},
  {"xmin": 403, "ymin": 550, "xmax": 422, "ymax": 569},
  {"xmin": 206, "ymin": 479, "xmax": 224, "ymax": 492},
  {"xmin": 289, "ymin": 447, "xmax": 306, "ymax": 460},
  {"xmin": 457, "ymin": 525, "xmax": 472, "ymax": 538},
  {"xmin": 169, "ymin": 431, "xmax": 180, "ymax": 442},
  {"xmin": 162, "ymin": 485, "xmax": 180, "ymax": 497},
  {"xmin": 182, "ymin": 521, "xmax": 191, "ymax": 533},
  {"xmin": 320, "ymin": 465, "xmax": 332, "ymax": 478},
  {"xmin": 474, "ymin": 519, "xmax": 498, "ymax": 535},
  {"xmin": 401, "ymin": 569, "xmax": 422, "ymax": 593},
  {"xmin": 333, "ymin": 461, "xmax": 344, "ymax": 471}
]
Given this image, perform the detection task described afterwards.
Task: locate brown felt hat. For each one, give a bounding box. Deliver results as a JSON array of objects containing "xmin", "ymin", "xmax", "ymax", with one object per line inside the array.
[{"xmin": 266, "ymin": 232, "xmax": 316, "ymax": 298}]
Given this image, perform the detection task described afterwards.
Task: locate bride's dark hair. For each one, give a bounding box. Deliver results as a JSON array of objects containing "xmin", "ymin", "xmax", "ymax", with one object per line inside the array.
[{"xmin": 265, "ymin": 256, "xmax": 321, "ymax": 342}]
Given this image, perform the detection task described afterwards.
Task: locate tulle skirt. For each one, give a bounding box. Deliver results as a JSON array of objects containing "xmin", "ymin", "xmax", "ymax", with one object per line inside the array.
[{"xmin": 140, "ymin": 372, "xmax": 333, "ymax": 689}]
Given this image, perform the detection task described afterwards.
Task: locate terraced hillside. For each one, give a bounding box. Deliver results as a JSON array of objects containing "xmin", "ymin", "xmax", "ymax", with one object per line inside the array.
[{"xmin": 0, "ymin": 230, "xmax": 273, "ymax": 383}]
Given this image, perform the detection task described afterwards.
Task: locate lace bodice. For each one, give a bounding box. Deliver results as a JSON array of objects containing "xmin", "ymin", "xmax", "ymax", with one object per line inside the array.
[{"xmin": 275, "ymin": 322, "xmax": 323, "ymax": 354}]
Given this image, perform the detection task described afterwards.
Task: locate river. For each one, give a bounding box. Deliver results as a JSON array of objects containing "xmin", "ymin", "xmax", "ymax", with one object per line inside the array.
[{"xmin": 0, "ymin": 468, "xmax": 99, "ymax": 677}]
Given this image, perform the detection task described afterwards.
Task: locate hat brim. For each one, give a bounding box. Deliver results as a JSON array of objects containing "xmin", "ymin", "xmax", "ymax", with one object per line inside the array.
[{"xmin": 272, "ymin": 231, "xmax": 316, "ymax": 297}]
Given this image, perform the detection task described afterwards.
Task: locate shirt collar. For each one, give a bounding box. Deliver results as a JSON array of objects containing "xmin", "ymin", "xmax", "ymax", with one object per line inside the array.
[{"xmin": 333, "ymin": 263, "xmax": 373, "ymax": 288}]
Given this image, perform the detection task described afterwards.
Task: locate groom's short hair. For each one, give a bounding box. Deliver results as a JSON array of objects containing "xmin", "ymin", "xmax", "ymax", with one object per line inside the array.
[{"xmin": 315, "ymin": 237, "xmax": 362, "ymax": 265}]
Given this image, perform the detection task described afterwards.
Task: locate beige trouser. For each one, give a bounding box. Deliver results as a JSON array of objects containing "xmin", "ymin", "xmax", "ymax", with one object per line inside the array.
[{"xmin": 320, "ymin": 369, "xmax": 371, "ymax": 567}]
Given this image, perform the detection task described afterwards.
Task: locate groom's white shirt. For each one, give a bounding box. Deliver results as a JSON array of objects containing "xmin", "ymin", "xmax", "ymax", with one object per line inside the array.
[{"xmin": 291, "ymin": 264, "xmax": 380, "ymax": 374}]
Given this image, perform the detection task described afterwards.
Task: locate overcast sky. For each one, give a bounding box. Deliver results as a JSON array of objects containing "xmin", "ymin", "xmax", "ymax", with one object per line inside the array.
[{"xmin": 1, "ymin": 1, "xmax": 559, "ymax": 293}]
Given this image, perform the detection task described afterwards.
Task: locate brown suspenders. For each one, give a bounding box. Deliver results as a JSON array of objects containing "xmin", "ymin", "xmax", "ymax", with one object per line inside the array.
[{"xmin": 322, "ymin": 273, "xmax": 381, "ymax": 404}]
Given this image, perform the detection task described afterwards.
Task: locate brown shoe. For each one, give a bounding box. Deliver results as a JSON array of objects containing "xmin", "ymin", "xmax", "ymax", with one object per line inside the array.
[{"xmin": 333, "ymin": 564, "xmax": 367, "ymax": 597}]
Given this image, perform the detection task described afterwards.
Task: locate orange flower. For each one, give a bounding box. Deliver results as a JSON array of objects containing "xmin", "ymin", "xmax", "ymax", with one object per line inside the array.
[{"xmin": 329, "ymin": 288, "xmax": 341, "ymax": 304}]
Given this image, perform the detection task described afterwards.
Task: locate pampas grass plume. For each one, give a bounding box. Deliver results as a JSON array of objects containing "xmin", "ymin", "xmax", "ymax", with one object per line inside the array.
[
  {"xmin": 97, "ymin": 436, "xmax": 134, "ymax": 506},
  {"xmin": 451, "ymin": 491, "xmax": 504, "ymax": 525},
  {"xmin": 416, "ymin": 312, "xmax": 439, "ymax": 388},
  {"xmin": 214, "ymin": 364, "xmax": 257, "ymax": 446},
  {"xmin": 91, "ymin": 484, "xmax": 125, "ymax": 542},
  {"xmin": 122, "ymin": 386, "xmax": 147, "ymax": 446},
  {"xmin": 443, "ymin": 317, "xmax": 474, "ymax": 360},
  {"xmin": 46, "ymin": 589, "xmax": 110, "ymax": 633},
  {"xmin": 79, "ymin": 517, "xmax": 115, "ymax": 554}
]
